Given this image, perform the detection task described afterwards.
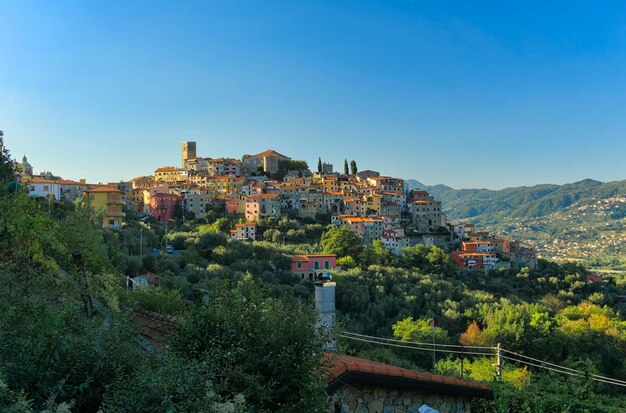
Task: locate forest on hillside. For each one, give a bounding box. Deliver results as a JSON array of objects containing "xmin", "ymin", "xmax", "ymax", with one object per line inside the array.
[
  {"xmin": 407, "ymin": 179, "xmax": 626, "ymax": 267},
  {"xmin": 2, "ymin": 137, "xmax": 626, "ymax": 412}
]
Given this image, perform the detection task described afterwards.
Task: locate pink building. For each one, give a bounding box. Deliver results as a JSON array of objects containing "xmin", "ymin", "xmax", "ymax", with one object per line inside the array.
[
  {"xmin": 149, "ymin": 193, "xmax": 181, "ymax": 221},
  {"xmin": 291, "ymin": 254, "xmax": 337, "ymax": 281},
  {"xmin": 245, "ymin": 193, "xmax": 280, "ymax": 221}
]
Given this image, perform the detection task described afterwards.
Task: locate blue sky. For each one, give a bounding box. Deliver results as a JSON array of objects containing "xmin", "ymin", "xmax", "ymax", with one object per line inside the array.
[{"xmin": 2, "ymin": 1, "xmax": 626, "ymax": 189}]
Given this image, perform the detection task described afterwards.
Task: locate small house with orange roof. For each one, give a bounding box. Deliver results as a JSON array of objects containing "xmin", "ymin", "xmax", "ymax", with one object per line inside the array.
[
  {"xmin": 27, "ymin": 176, "xmax": 62, "ymax": 200},
  {"xmin": 291, "ymin": 254, "xmax": 337, "ymax": 281},
  {"xmin": 230, "ymin": 222, "xmax": 256, "ymax": 241},
  {"xmin": 323, "ymin": 352, "xmax": 492, "ymax": 412}
]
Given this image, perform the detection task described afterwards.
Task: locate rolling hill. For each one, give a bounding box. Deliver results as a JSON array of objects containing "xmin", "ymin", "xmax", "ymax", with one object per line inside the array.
[{"xmin": 406, "ymin": 178, "xmax": 626, "ymax": 266}]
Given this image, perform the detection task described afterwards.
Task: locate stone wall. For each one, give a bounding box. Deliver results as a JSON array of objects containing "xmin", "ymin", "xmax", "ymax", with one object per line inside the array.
[{"xmin": 330, "ymin": 383, "xmax": 473, "ymax": 413}]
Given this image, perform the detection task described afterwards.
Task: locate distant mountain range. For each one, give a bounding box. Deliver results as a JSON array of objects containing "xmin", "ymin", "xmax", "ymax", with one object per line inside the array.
[{"xmin": 406, "ymin": 178, "xmax": 626, "ymax": 263}]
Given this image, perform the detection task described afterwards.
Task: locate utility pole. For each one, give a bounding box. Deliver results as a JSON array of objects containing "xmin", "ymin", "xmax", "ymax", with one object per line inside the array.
[
  {"xmin": 461, "ymin": 344, "xmax": 465, "ymax": 379},
  {"xmin": 495, "ymin": 343, "xmax": 502, "ymax": 381},
  {"xmin": 139, "ymin": 227, "xmax": 143, "ymax": 262},
  {"xmin": 430, "ymin": 318, "xmax": 436, "ymax": 372}
]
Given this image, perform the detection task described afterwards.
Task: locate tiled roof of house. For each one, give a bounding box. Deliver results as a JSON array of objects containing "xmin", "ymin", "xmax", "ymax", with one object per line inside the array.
[
  {"xmin": 130, "ymin": 312, "xmax": 491, "ymax": 399},
  {"xmin": 85, "ymin": 185, "xmax": 121, "ymax": 193},
  {"xmin": 155, "ymin": 167, "xmax": 184, "ymax": 172},
  {"xmin": 235, "ymin": 222, "xmax": 256, "ymax": 228},
  {"xmin": 247, "ymin": 193, "xmax": 280, "ymax": 200},
  {"xmin": 254, "ymin": 149, "xmax": 290, "ymax": 159},
  {"xmin": 410, "ymin": 199, "xmax": 436, "ymax": 204},
  {"xmin": 322, "ymin": 353, "xmax": 492, "ymax": 398},
  {"xmin": 151, "ymin": 192, "xmax": 181, "ymax": 199},
  {"xmin": 57, "ymin": 179, "xmax": 84, "ymax": 185},
  {"xmin": 292, "ymin": 254, "xmax": 336, "ymax": 262},
  {"xmin": 29, "ymin": 177, "xmax": 58, "ymax": 184},
  {"xmin": 132, "ymin": 309, "xmax": 178, "ymax": 351}
]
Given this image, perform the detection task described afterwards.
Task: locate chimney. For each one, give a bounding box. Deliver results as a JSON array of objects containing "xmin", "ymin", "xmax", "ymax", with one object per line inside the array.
[{"xmin": 315, "ymin": 281, "xmax": 337, "ymax": 352}]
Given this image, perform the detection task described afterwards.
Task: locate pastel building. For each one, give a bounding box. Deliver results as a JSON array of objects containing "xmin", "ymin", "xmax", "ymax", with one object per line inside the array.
[
  {"xmin": 27, "ymin": 177, "xmax": 61, "ymax": 200},
  {"xmin": 84, "ymin": 186, "xmax": 125, "ymax": 229},
  {"xmin": 291, "ymin": 254, "xmax": 337, "ymax": 281},
  {"xmin": 149, "ymin": 193, "xmax": 181, "ymax": 222},
  {"xmin": 243, "ymin": 149, "xmax": 291, "ymax": 174},
  {"xmin": 230, "ymin": 222, "xmax": 256, "ymax": 241},
  {"xmin": 183, "ymin": 192, "xmax": 210, "ymax": 218},
  {"xmin": 245, "ymin": 193, "xmax": 281, "ymax": 221},
  {"xmin": 154, "ymin": 167, "xmax": 189, "ymax": 183}
]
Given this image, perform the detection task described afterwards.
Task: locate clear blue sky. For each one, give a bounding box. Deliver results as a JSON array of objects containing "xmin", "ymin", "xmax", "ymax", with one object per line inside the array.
[{"xmin": 2, "ymin": 1, "xmax": 626, "ymax": 189}]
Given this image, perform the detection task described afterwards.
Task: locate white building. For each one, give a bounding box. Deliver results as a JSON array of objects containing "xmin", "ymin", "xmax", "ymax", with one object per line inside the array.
[{"xmin": 27, "ymin": 177, "xmax": 61, "ymax": 200}]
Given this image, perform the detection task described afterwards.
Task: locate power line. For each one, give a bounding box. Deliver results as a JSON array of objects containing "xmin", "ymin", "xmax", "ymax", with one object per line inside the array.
[
  {"xmin": 339, "ymin": 334, "xmax": 495, "ymax": 357},
  {"xmin": 341, "ymin": 331, "xmax": 626, "ymax": 388},
  {"xmin": 501, "ymin": 348, "xmax": 626, "ymax": 386},
  {"xmin": 342, "ymin": 331, "xmax": 493, "ymax": 350},
  {"xmin": 501, "ymin": 354, "xmax": 626, "ymax": 387}
]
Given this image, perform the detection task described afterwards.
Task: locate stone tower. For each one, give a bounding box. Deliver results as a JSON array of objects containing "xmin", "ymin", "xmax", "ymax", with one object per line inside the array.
[{"xmin": 181, "ymin": 141, "xmax": 197, "ymax": 167}]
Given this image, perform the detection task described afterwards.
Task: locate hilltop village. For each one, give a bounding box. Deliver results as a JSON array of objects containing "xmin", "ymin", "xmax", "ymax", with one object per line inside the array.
[{"xmin": 17, "ymin": 141, "xmax": 536, "ymax": 273}]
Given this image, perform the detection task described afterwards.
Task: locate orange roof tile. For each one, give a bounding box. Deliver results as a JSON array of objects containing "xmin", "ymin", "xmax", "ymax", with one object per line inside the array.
[
  {"xmin": 254, "ymin": 149, "xmax": 290, "ymax": 159},
  {"xmin": 322, "ymin": 353, "xmax": 492, "ymax": 398},
  {"xmin": 247, "ymin": 193, "xmax": 279, "ymax": 200},
  {"xmin": 155, "ymin": 167, "xmax": 184, "ymax": 172},
  {"xmin": 85, "ymin": 185, "xmax": 121, "ymax": 193},
  {"xmin": 29, "ymin": 177, "xmax": 58, "ymax": 184}
]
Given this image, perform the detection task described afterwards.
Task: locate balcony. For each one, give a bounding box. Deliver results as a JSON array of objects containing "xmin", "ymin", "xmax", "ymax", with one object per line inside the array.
[
  {"xmin": 107, "ymin": 199, "xmax": 124, "ymax": 205},
  {"xmin": 106, "ymin": 211, "xmax": 126, "ymax": 217}
]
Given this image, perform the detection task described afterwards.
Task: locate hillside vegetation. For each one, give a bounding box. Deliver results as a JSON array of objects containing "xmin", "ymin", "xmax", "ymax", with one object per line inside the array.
[
  {"xmin": 407, "ymin": 179, "xmax": 626, "ymax": 268},
  {"xmin": 3, "ymin": 133, "xmax": 626, "ymax": 412}
]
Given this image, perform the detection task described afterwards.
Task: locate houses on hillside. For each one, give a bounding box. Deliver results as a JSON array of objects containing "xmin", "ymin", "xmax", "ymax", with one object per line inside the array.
[
  {"xmin": 16, "ymin": 142, "xmax": 538, "ymax": 268},
  {"xmin": 448, "ymin": 222, "xmax": 538, "ymax": 272}
]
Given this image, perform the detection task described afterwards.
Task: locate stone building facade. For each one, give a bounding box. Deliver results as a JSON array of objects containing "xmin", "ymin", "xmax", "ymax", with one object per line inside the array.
[{"xmin": 324, "ymin": 354, "xmax": 492, "ymax": 413}]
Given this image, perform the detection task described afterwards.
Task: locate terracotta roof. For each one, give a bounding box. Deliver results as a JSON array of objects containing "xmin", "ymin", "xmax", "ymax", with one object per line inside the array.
[
  {"xmin": 322, "ymin": 353, "xmax": 492, "ymax": 398},
  {"xmin": 85, "ymin": 185, "xmax": 121, "ymax": 193},
  {"xmin": 586, "ymin": 274, "xmax": 603, "ymax": 282},
  {"xmin": 254, "ymin": 149, "xmax": 290, "ymax": 159},
  {"xmin": 129, "ymin": 176, "xmax": 152, "ymax": 182},
  {"xmin": 57, "ymin": 179, "xmax": 84, "ymax": 185},
  {"xmin": 29, "ymin": 177, "xmax": 58, "ymax": 184},
  {"xmin": 155, "ymin": 167, "xmax": 184, "ymax": 172},
  {"xmin": 152, "ymin": 193, "xmax": 181, "ymax": 199},
  {"xmin": 131, "ymin": 311, "xmax": 490, "ymax": 398},
  {"xmin": 235, "ymin": 222, "xmax": 256, "ymax": 228},
  {"xmin": 132, "ymin": 309, "xmax": 178, "ymax": 351},
  {"xmin": 247, "ymin": 193, "xmax": 279, "ymax": 200}
]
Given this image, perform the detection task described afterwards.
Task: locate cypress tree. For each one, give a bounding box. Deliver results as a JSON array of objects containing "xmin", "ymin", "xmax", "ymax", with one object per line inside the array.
[{"xmin": 350, "ymin": 160, "xmax": 357, "ymax": 175}]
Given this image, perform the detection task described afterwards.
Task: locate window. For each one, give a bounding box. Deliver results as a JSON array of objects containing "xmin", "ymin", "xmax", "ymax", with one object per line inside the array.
[
  {"xmin": 314, "ymin": 261, "xmax": 319, "ymax": 269},
  {"xmin": 43, "ymin": 185, "xmax": 49, "ymax": 191},
  {"xmin": 297, "ymin": 262, "xmax": 302, "ymax": 269},
  {"xmin": 325, "ymin": 261, "xmax": 330, "ymax": 269}
]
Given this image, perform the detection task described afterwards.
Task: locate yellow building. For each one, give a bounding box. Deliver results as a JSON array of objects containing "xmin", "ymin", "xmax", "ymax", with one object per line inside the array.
[{"xmin": 84, "ymin": 186, "xmax": 125, "ymax": 229}]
